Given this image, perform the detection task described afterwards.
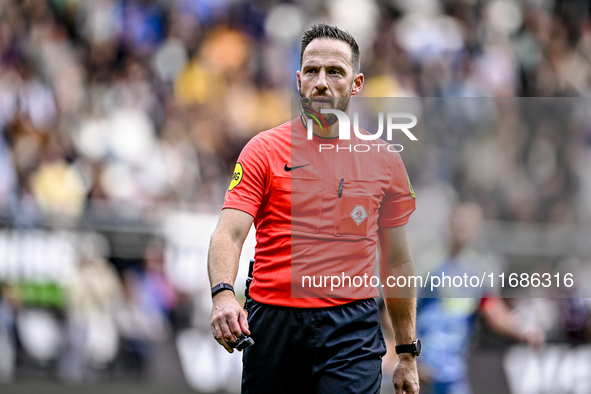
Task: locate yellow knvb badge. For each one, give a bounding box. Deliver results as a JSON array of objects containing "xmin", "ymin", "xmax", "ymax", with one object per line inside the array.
[
  {"xmin": 407, "ymin": 174, "xmax": 416, "ymax": 199},
  {"xmin": 229, "ymin": 163, "xmax": 243, "ymax": 191}
]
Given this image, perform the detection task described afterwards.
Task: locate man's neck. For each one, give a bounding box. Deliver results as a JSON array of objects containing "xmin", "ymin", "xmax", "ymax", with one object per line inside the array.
[
  {"xmin": 306, "ymin": 109, "xmax": 349, "ymax": 139},
  {"xmin": 310, "ymin": 122, "xmax": 340, "ymax": 139}
]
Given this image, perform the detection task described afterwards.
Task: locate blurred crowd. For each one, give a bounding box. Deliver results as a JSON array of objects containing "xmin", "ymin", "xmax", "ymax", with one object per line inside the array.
[
  {"xmin": 0, "ymin": 0, "xmax": 590, "ymax": 221},
  {"xmin": 1, "ymin": 0, "xmax": 591, "ymax": 391},
  {"xmin": 0, "ymin": 233, "xmax": 193, "ymax": 383}
]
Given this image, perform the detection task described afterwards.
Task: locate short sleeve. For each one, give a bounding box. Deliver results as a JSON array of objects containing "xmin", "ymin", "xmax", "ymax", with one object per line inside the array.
[
  {"xmin": 222, "ymin": 137, "xmax": 268, "ymax": 218},
  {"xmin": 377, "ymin": 153, "xmax": 416, "ymax": 227}
]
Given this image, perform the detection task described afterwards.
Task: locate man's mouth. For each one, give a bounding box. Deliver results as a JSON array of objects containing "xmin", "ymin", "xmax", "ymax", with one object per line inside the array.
[{"xmin": 313, "ymin": 98, "xmax": 331, "ymax": 104}]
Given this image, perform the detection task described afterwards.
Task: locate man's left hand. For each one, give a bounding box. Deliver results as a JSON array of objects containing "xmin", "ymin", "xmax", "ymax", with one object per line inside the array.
[{"xmin": 392, "ymin": 354, "xmax": 420, "ymax": 394}]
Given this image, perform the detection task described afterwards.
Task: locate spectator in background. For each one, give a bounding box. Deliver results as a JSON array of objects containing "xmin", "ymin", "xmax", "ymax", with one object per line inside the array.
[
  {"xmin": 414, "ymin": 203, "xmax": 545, "ymax": 394},
  {"xmin": 59, "ymin": 238, "xmax": 123, "ymax": 382},
  {"xmin": 114, "ymin": 238, "xmax": 177, "ymax": 378},
  {"xmin": 140, "ymin": 238, "xmax": 178, "ymax": 319},
  {"xmin": 0, "ymin": 283, "xmax": 22, "ymax": 382}
]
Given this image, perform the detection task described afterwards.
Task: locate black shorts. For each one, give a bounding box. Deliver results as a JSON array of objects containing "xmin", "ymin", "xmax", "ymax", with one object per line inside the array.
[{"xmin": 241, "ymin": 298, "xmax": 387, "ymax": 394}]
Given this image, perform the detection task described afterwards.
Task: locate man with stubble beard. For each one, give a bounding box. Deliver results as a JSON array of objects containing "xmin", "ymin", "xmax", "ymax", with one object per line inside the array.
[{"xmin": 208, "ymin": 23, "xmax": 420, "ymax": 394}]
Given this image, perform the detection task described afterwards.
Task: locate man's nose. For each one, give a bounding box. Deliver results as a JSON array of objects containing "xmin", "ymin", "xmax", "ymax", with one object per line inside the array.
[{"xmin": 315, "ymin": 70, "xmax": 328, "ymax": 92}]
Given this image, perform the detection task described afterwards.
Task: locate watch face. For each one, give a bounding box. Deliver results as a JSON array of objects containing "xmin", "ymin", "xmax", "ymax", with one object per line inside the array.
[{"xmin": 414, "ymin": 339, "xmax": 422, "ymax": 356}]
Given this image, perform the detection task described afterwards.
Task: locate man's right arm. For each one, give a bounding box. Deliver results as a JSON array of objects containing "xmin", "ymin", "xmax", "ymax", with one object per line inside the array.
[
  {"xmin": 208, "ymin": 208, "xmax": 254, "ymax": 353},
  {"xmin": 481, "ymin": 298, "xmax": 545, "ymax": 347}
]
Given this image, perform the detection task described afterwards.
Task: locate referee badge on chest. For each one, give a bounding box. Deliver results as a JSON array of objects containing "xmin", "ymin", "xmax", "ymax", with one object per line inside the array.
[
  {"xmin": 350, "ymin": 205, "xmax": 368, "ymax": 226},
  {"xmin": 334, "ymin": 180, "xmax": 380, "ymax": 238}
]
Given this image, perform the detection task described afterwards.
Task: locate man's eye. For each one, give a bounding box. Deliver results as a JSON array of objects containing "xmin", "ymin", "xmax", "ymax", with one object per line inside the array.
[
  {"xmin": 330, "ymin": 70, "xmax": 341, "ymax": 75},
  {"xmin": 307, "ymin": 69, "xmax": 317, "ymax": 74}
]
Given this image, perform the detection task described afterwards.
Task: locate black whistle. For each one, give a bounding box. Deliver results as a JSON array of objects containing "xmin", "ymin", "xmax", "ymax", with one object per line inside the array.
[{"xmin": 229, "ymin": 333, "xmax": 255, "ymax": 350}]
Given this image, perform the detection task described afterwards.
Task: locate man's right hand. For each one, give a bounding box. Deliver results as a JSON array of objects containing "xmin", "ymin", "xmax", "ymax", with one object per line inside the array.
[{"xmin": 210, "ymin": 290, "xmax": 250, "ymax": 353}]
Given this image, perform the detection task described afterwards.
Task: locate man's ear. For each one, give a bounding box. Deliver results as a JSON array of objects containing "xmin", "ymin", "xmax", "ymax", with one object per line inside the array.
[
  {"xmin": 351, "ymin": 73, "xmax": 364, "ymax": 96},
  {"xmin": 296, "ymin": 70, "xmax": 301, "ymax": 92}
]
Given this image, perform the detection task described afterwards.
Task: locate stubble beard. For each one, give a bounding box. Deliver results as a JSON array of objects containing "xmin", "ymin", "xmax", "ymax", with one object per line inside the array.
[{"xmin": 300, "ymin": 87, "xmax": 352, "ymax": 127}]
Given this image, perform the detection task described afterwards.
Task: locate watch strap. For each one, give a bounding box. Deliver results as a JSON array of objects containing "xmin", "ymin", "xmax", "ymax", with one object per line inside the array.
[
  {"xmin": 212, "ymin": 283, "xmax": 235, "ymax": 298},
  {"xmin": 395, "ymin": 344, "xmax": 415, "ymax": 354},
  {"xmin": 395, "ymin": 339, "xmax": 421, "ymax": 356}
]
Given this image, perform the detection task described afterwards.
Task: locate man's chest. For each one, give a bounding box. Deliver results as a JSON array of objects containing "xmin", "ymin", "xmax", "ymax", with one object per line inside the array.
[{"xmin": 261, "ymin": 141, "xmax": 391, "ymax": 237}]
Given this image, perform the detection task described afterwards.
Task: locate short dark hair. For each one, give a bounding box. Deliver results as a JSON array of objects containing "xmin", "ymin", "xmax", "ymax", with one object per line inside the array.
[{"xmin": 300, "ymin": 23, "xmax": 360, "ymax": 74}]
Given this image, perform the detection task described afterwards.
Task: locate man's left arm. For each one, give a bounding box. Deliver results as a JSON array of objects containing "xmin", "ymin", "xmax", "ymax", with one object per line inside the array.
[{"xmin": 378, "ymin": 225, "xmax": 419, "ymax": 394}]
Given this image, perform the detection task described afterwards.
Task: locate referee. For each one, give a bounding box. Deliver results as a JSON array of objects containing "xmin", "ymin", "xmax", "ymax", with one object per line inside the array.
[{"xmin": 208, "ymin": 24, "xmax": 420, "ymax": 394}]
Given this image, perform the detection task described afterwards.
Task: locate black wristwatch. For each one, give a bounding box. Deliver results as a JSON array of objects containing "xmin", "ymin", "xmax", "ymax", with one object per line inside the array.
[
  {"xmin": 395, "ymin": 339, "xmax": 422, "ymax": 356},
  {"xmin": 211, "ymin": 283, "xmax": 235, "ymax": 298}
]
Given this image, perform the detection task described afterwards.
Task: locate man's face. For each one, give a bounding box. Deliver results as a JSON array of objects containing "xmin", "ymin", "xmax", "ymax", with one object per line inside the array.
[{"xmin": 297, "ymin": 38, "xmax": 363, "ymax": 124}]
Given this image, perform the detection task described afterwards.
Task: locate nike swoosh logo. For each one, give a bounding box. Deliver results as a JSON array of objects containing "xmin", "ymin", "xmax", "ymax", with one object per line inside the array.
[{"xmin": 284, "ymin": 164, "xmax": 310, "ymax": 171}]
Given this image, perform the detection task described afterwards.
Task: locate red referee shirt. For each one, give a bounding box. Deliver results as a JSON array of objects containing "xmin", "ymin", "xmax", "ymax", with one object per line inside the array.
[{"xmin": 223, "ymin": 118, "xmax": 415, "ymax": 308}]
